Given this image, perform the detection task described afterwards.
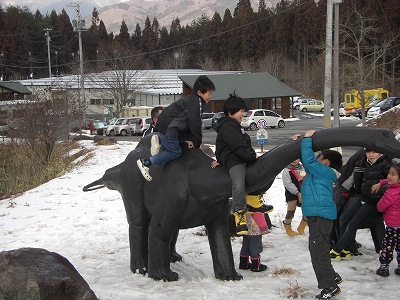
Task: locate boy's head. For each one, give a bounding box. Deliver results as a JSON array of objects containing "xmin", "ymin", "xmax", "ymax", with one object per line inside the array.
[
  {"xmin": 193, "ymin": 75, "xmax": 215, "ymax": 103},
  {"xmin": 317, "ymin": 150, "xmax": 343, "ymax": 172},
  {"xmin": 364, "ymin": 149, "xmax": 382, "ymax": 163},
  {"xmin": 150, "ymin": 106, "xmax": 163, "ymax": 125},
  {"xmin": 223, "ymin": 91, "xmax": 247, "ymax": 116}
]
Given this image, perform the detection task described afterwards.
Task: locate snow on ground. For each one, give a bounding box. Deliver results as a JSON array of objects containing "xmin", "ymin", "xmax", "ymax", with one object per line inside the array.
[{"xmin": 1, "ymin": 140, "xmax": 399, "ymax": 300}]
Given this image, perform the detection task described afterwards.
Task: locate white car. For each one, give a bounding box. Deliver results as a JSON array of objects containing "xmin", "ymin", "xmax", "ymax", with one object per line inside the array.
[
  {"xmin": 331, "ymin": 102, "xmax": 346, "ymax": 117},
  {"xmin": 367, "ymin": 101, "xmax": 386, "ymax": 119},
  {"xmin": 241, "ymin": 109, "xmax": 285, "ymax": 130},
  {"xmin": 201, "ymin": 113, "xmax": 215, "ymax": 130},
  {"xmin": 115, "ymin": 117, "xmax": 140, "ymax": 136},
  {"xmin": 298, "ymin": 100, "xmax": 324, "ymax": 112},
  {"xmin": 105, "ymin": 118, "xmax": 127, "ymax": 136},
  {"xmin": 293, "ymin": 98, "xmax": 316, "ymax": 110}
]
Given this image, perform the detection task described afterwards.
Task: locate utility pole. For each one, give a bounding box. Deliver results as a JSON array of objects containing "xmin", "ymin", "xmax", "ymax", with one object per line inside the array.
[
  {"xmin": 314, "ymin": 0, "xmax": 342, "ymax": 128},
  {"xmin": 68, "ymin": 2, "xmax": 87, "ymax": 126},
  {"xmin": 44, "ymin": 28, "xmax": 52, "ymax": 78}
]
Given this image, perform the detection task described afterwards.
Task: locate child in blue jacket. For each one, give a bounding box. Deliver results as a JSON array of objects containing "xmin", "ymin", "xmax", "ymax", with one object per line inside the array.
[{"xmin": 300, "ymin": 130, "xmax": 343, "ymax": 299}]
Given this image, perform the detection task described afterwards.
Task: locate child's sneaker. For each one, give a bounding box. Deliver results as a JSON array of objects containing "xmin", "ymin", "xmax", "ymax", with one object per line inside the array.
[
  {"xmin": 394, "ymin": 267, "xmax": 400, "ymax": 276},
  {"xmin": 340, "ymin": 249, "xmax": 351, "ymax": 260},
  {"xmin": 137, "ymin": 159, "xmax": 152, "ymax": 181},
  {"xmin": 315, "ymin": 286, "xmax": 341, "ymax": 299},
  {"xmin": 150, "ymin": 134, "xmax": 161, "ymax": 156},
  {"xmin": 376, "ymin": 264, "xmax": 389, "ymax": 277},
  {"xmin": 334, "ymin": 272, "xmax": 342, "ymax": 284},
  {"xmin": 330, "ymin": 249, "xmax": 341, "ymax": 260},
  {"xmin": 233, "ymin": 209, "xmax": 248, "ymax": 235}
]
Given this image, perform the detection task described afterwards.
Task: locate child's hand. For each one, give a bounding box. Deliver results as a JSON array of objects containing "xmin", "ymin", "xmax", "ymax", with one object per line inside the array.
[
  {"xmin": 292, "ymin": 134, "xmax": 301, "ymax": 141},
  {"xmin": 371, "ymin": 182, "xmax": 381, "ymax": 193},
  {"xmin": 211, "ymin": 161, "xmax": 220, "ymax": 168},
  {"xmin": 186, "ymin": 141, "xmax": 194, "ymax": 148},
  {"xmin": 304, "ymin": 130, "xmax": 316, "ymax": 138}
]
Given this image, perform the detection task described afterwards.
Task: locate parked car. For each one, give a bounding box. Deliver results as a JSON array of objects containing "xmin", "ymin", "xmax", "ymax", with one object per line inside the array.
[
  {"xmin": 353, "ymin": 99, "xmax": 381, "ymax": 119},
  {"xmin": 115, "ymin": 117, "xmax": 139, "ymax": 136},
  {"xmin": 105, "ymin": 118, "xmax": 127, "ymax": 136},
  {"xmin": 130, "ymin": 117, "xmax": 152, "ymax": 136},
  {"xmin": 367, "ymin": 97, "xmax": 400, "ymax": 119},
  {"xmin": 241, "ymin": 109, "xmax": 285, "ymax": 130},
  {"xmin": 298, "ymin": 100, "xmax": 324, "ymax": 112},
  {"xmin": 293, "ymin": 98, "xmax": 316, "ymax": 110},
  {"xmin": 201, "ymin": 113, "xmax": 215, "ymax": 130},
  {"xmin": 211, "ymin": 112, "xmax": 225, "ymax": 129},
  {"xmin": 330, "ymin": 102, "xmax": 346, "ymax": 117}
]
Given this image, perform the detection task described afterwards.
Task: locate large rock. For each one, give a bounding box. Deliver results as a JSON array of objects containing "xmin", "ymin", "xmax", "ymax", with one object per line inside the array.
[{"xmin": 0, "ymin": 248, "xmax": 98, "ymax": 300}]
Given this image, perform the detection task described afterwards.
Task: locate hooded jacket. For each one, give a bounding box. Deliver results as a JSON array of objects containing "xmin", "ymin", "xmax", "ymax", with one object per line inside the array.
[
  {"xmin": 215, "ymin": 116, "xmax": 257, "ymax": 171},
  {"xmin": 300, "ymin": 137, "xmax": 337, "ymax": 220},
  {"xmin": 377, "ymin": 179, "xmax": 400, "ymax": 227},
  {"xmin": 155, "ymin": 93, "xmax": 203, "ymax": 148}
]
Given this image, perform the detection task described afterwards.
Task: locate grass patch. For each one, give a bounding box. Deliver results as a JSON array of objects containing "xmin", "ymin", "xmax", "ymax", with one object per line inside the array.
[{"xmin": 0, "ymin": 141, "xmax": 92, "ymax": 199}]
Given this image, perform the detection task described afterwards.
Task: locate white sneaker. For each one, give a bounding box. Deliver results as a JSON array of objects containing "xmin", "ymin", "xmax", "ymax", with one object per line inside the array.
[
  {"xmin": 150, "ymin": 134, "xmax": 161, "ymax": 156},
  {"xmin": 136, "ymin": 159, "xmax": 152, "ymax": 181}
]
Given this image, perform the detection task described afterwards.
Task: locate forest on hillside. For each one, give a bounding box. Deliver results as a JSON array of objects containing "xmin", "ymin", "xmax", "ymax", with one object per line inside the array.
[{"xmin": 0, "ymin": 0, "xmax": 399, "ymax": 99}]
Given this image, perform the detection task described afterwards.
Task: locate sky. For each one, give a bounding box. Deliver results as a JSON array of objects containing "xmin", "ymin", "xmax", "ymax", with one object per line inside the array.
[{"xmin": 1, "ymin": 131, "xmax": 400, "ymax": 300}]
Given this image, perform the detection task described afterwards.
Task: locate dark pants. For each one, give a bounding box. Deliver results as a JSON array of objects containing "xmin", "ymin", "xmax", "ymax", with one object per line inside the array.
[
  {"xmin": 379, "ymin": 227, "xmax": 400, "ymax": 265},
  {"xmin": 240, "ymin": 235, "xmax": 263, "ymax": 258},
  {"xmin": 308, "ymin": 217, "xmax": 337, "ymax": 289},
  {"xmin": 335, "ymin": 200, "xmax": 380, "ymax": 252}
]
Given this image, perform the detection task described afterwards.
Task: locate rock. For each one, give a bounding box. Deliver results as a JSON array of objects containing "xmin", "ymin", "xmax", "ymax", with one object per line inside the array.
[
  {"xmin": 0, "ymin": 248, "xmax": 98, "ymax": 300},
  {"xmin": 72, "ymin": 135, "xmax": 93, "ymax": 141},
  {"xmin": 93, "ymin": 136, "xmax": 117, "ymax": 145}
]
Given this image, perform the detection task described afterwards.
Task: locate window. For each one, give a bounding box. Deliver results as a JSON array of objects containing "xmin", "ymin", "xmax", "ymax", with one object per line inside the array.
[
  {"xmin": 254, "ymin": 111, "xmax": 264, "ymax": 116},
  {"xmin": 103, "ymin": 99, "xmax": 114, "ymax": 105},
  {"xmin": 90, "ymin": 99, "xmax": 101, "ymax": 105}
]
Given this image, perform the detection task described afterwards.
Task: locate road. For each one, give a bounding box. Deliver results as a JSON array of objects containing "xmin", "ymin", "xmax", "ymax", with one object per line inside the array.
[{"xmin": 114, "ymin": 111, "xmax": 362, "ymax": 162}]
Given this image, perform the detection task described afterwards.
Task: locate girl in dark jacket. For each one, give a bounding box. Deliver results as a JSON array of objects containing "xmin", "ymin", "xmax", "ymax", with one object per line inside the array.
[{"xmin": 330, "ymin": 149, "xmax": 392, "ymax": 259}]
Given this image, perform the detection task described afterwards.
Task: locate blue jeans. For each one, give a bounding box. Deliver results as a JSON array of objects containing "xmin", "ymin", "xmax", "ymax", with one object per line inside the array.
[{"xmin": 149, "ymin": 132, "xmax": 182, "ymax": 166}]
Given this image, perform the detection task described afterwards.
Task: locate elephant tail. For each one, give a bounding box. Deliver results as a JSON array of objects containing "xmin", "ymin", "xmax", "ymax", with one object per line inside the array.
[{"xmin": 82, "ymin": 179, "xmax": 105, "ymax": 191}]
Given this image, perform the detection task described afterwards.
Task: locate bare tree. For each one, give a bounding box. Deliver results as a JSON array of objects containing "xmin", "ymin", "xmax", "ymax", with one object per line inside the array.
[
  {"xmin": 340, "ymin": 6, "xmax": 399, "ymax": 126},
  {"xmin": 88, "ymin": 48, "xmax": 146, "ymax": 116}
]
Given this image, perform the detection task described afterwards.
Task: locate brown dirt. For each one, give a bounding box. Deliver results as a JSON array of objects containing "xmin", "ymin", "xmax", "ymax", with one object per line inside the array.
[{"xmin": 365, "ymin": 106, "xmax": 400, "ymax": 133}]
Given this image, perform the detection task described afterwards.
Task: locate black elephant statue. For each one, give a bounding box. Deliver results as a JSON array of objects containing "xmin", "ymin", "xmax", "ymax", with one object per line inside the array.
[{"xmin": 83, "ymin": 127, "xmax": 400, "ymax": 281}]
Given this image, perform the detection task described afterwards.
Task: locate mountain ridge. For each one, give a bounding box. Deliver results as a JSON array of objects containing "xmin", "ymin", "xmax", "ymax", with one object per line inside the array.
[{"xmin": 3, "ymin": 0, "xmax": 280, "ymax": 33}]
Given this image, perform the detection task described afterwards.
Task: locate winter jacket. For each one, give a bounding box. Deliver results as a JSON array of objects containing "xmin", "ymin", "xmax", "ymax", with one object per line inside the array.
[
  {"xmin": 215, "ymin": 116, "xmax": 257, "ymax": 171},
  {"xmin": 282, "ymin": 163, "xmax": 304, "ymax": 202},
  {"xmin": 300, "ymin": 137, "xmax": 337, "ymax": 220},
  {"xmin": 377, "ymin": 179, "xmax": 400, "ymax": 227},
  {"xmin": 155, "ymin": 93, "xmax": 203, "ymax": 148},
  {"xmin": 359, "ymin": 155, "xmax": 392, "ymax": 206}
]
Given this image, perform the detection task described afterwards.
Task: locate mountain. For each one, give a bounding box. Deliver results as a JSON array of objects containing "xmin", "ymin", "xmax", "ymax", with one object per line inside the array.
[
  {"xmin": 97, "ymin": 0, "xmax": 280, "ymax": 33},
  {"xmin": 2, "ymin": 0, "xmax": 280, "ymax": 33}
]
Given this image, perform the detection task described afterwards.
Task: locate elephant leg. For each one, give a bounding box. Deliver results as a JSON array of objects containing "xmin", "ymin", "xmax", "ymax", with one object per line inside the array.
[
  {"xmin": 147, "ymin": 220, "xmax": 179, "ymax": 281},
  {"xmin": 170, "ymin": 230, "xmax": 182, "ymax": 263},
  {"xmin": 205, "ymin": 212, "xmax": 243, "ymax": 281}
]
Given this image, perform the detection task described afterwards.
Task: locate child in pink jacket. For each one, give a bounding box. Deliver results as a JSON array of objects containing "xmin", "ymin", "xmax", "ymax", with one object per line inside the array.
[{"xmin": 372, "ymin": 162, "xmax": 400, "ymax": 276}]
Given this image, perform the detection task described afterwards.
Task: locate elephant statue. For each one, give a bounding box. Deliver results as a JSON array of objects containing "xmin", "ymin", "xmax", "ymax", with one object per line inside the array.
[{"xmin": 83, "ymin": 127, "xmax": 400, "ymax": 281}]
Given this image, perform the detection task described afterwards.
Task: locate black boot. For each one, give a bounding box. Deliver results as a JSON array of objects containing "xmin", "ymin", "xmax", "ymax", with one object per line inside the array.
[
  {"xmin": 250, "ymin": 257, "xmax": 267, "ymax": 272},
  {"xmin": 239, "ymin": 255, "xmax": 251, "ymax": 270}
]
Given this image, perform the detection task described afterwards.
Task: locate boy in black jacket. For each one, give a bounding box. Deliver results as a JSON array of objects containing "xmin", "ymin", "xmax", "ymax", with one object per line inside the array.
[
  {"xmin": 213, "ymin": 92, "xmax": 272, "ymax": 235},
  {"xmin": 137, "ymin": 75, "xmax": 215, "ymax": 181}
]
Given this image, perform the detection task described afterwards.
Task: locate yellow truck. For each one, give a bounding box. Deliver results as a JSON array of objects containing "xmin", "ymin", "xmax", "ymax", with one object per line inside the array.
[{"xmin": 343, "ymin": 88, "xmax": 389, "ymax": 116}]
